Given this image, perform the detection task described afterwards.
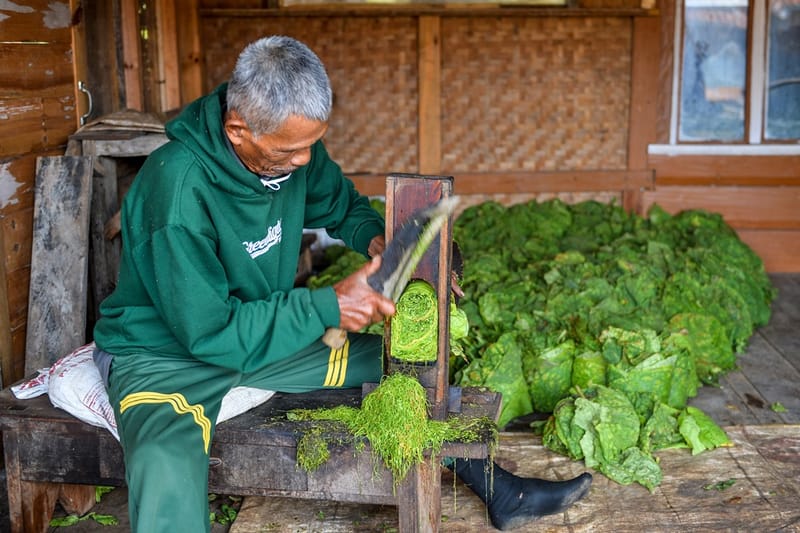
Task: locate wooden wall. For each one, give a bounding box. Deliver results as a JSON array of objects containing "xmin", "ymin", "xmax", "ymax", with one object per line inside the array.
[
  {"xmin": 0, "ymin": 0, "xmax": 83, "ymax": 385},
  {"xmin": 198, "ymin": 6, "xmax": 655, "ymax": 214}
]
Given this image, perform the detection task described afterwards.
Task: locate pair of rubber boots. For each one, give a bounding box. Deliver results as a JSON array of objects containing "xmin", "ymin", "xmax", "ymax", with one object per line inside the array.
[{"xmin": 448, "ymin": 458, "xmax": 592, "ymax": 531}]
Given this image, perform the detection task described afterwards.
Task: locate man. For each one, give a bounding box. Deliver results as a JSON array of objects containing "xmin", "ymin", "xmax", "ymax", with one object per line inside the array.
[{"xmin": 93, "ymin": 35, "xmax": 591, "ymax": 532}]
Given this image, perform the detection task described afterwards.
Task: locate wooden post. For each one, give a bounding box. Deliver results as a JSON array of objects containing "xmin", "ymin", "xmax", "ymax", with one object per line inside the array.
[
  {"xmin": 418, "ymin": 17, "xmax": 442, "ymax": 175},
  {"xmin": 0, "ymin": 224, "xmax": 10, "ymax": 388}
]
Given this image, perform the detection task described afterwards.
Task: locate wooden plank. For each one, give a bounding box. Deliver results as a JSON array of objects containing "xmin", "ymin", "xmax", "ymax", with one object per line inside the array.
[
  {"xmin": 627, "ymin": 16, "xmax": 659, "ymax": 171},
  {"xmin": 650, "ymin": 154, "xmax": 800, "ymax": 183},
  {"xmin": 0, "ymin": 154, "xmax": 37, "ymax": 213},
  {"xmin": 120, "ymin": 0, "xmax": 144, "ymax": 110},
  {"xmin": 640, "ymin": 186, "xmax": 800, "ymax": 229},
  {"xmin": 5, "ymin": 267, "xmax": 30, "ymax": 329},
  {"xmin": 156, "ymin": 0, "xmax": 182, "ymax": 112},
  {"xmin": 24, "ymin": 156, "xmax": 92, "ymax": 374},
  {"xmin": 756, "ymin": 274, "xmax": 800, "ymax": 376},
  {"xmin": 349, "ymin": 170, "xmax": 653, "ymax": 198},
  {"xmin": 418, "ymin": 16, "xmax": 441, "ymax": 175},
  {"xmin": 623, "ymin": 16, "xmax": 658, "ymax": 214},
  {"xmin": 87, "ymin": 135, "xmax": 169, "ymax": 157},
  {"xmin": 2, "ymin": 208, "xmax": 34, "ymax": 275},
  {"xmin": 452, "ymin": 170, "xmax": 653, "ymax": 194},
  {"xmin": 176, "ymin": 0, "xmax": 205, "ymax": 105},
  {"xmin": 10, "ymin": 325, "xmax": 26, "ymax": 382},
  {"xmin": 0, "ymin": 42, "xmax": 74, "ymax": 97},
  {"xmin": 0, "ymin": 97, "xmax": 76, "ymax": 155},
  {"xmin": 0, "ymin": 226, "xmax": 9, "ymax": 387},
  {"xmin": 734, "ymin": 333, "xmax": 800, "ymax": 424},
  {"xmin": 737, "ymin": 229, "xmax": 800, "ymax": 273},
  {"xmin": 0, "ymin": 99, "xmax": 48, "ymax": 156},
  {"xmin": 654, "ymin": 0, "xmax": 673, "ymax": 144},
  {"xmin": 88, "ymin": 157, "xmax": 121, "ymax": 324},
  {"xmin": 70, "ymin": 0, "xmax": 90, "ymax": 129},
  {"xmin": 0, "ymin": 0, "xmax": 72, "ymax": 43},
  {"xmin": 200, "ymin": 6, "xmax": 659, "ymax": 17}
]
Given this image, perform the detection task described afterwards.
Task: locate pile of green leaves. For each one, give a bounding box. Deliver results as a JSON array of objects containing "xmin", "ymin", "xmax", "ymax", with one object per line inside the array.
[
  {"xmin": 303, "ymin": 198, "xmax": 774, "ymax": 490},
  {"xmin": 451, "ymin": 199, "xmax": 775, "ymax": 490}
]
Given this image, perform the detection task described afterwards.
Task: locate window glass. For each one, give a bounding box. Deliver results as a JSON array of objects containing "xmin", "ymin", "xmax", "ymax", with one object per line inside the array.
[
  {"xmin": 765, "ymin": 0, "xmax": 800, "ymax": 140},
  {"xmin": 679, "ymin": 1, "xmax": 748, "ymax": 142}
]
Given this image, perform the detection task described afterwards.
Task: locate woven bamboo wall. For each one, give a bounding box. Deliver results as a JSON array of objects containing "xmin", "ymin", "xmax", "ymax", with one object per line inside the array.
[
  {"xmin": 201, "ymin": 16, "xmax": 419, "ymax": 174},
  {"xmin": 200, "ymin": 14, "xmax": 632, "ymax": 175},
  {"xmin": 441, "ymin": 16, "xmax": 631, "ymax": 173}
]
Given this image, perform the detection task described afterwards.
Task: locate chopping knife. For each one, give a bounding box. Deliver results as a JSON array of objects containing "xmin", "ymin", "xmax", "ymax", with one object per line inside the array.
[{"xmin": 321, "ymin": 196, "xmax": 460, "ymax": 349}]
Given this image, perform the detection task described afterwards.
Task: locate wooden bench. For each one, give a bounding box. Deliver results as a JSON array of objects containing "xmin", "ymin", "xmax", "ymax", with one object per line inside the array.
[{"xmin": 0, "ymin": 384, "xmax": 500, "ymax": 533}]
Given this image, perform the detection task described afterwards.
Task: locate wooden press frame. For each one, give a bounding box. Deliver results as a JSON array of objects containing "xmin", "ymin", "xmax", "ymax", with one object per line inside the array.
[{"xmin": 381, "ymin": 173, "xmax": 456, "ymax": 421}]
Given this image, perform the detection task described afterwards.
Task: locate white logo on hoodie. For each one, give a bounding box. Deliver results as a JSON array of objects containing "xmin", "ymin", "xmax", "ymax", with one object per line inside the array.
[{"xmin": 243, "ymin": 219, "xmax": 282, "ymax": 259}]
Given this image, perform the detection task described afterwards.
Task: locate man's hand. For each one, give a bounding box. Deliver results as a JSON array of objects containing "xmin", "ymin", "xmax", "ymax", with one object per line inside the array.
[{"xmin": 333, "ymin": 255, "xmax": 395, "ymax": 331}]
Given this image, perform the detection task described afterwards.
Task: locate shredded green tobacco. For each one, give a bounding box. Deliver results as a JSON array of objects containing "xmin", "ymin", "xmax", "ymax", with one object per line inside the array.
[
  {"xmin": 290, "ymin": 373, "xmax": 497, "ymax": 486},
  {"xmin": 391, "ymin": 281, "xmax": 439, "ymax": 362}
]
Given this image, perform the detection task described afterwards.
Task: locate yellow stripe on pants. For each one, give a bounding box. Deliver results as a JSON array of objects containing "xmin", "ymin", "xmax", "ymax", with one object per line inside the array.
[
  {"xmin": 323, "ymin": 338, "xmax": 349, "ymax": 387},
  {"xmin": 120, "ymin": 392, "xmax": 212, "ymax": 454}
]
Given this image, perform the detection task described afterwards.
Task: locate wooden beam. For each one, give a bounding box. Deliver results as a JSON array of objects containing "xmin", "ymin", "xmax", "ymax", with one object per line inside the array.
[
  {"xmin": 418, "ymin": 16, "xmax": 441, "ymax": 175},
  {"xmin": 120, "ymin": 0, "xmax": 143, "ymax": 110},
  {"xmin": 176, "ymin": 0, "xmax": 204, "ymax": 105},
  {"xmin": 156, "ymin": 0, "xmax": 182, "ymax": 112},
  {"xmin": 0, "ymin": 226, "xmax": 10, "ymax": 388},
  {"xmin": 639, "ymin": 185, "xmax": 800, "ymax": 230},
  {"xmin": 655, "ymin": 0, "xmax": 675, "ymax": 143},
  {"xmin": 738, "ymin": 230, "xmax": 800, "ymax": 273},
  {"xmin": 349, "ymin": 169, "xmax": 653, "ymax": 197},
  {"xmin": 70, "ymin": 0, "xmax": 89, "ymax": 128},
  {"xmin": 625, "ymin": 15, "xmax": 661, "ymax": 213},
  {"xmin": 649, "ymin": 154, "xmax": 800, "ymax": 184},
  {"xmin": 199, "ymin": 6, "xmax": 660, "ymax": 18}
]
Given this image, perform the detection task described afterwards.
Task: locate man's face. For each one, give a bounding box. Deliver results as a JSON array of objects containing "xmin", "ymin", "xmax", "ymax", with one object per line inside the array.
[{"xmin": 226, "ymin": 113, "xmax": 329, "ymax": 178}]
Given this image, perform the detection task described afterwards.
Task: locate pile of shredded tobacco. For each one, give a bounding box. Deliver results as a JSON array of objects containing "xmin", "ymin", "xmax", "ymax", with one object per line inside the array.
[
  {"xmin": 288, "ymin": 372, "xmax": 497, "ymax": 486},
  {"xmin": 390, "ymin": 281, "xmax": 439, "ymax": 362}
]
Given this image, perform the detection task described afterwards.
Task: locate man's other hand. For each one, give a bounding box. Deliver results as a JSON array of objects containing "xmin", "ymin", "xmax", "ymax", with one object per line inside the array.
[{"xmin": 333, "ymin": 255, "xmax": 395, "ymax": 331}]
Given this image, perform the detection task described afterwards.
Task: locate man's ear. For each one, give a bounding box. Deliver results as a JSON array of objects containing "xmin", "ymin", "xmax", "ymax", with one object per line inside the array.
[{"xmin": 224, "ymin": 111, "xmax": 248, "ymax": 146}]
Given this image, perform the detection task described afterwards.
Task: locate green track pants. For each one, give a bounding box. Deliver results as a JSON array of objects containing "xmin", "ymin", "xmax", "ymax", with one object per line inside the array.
[{"xmin": 106, "ymin": 333, "xmax": 383, "ymax": 533}]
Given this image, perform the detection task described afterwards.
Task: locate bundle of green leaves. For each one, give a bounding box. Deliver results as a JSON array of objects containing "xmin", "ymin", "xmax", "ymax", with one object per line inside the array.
[{"xmin": 451, "ymin": 199, "xmax": 774, "ymax": 490}]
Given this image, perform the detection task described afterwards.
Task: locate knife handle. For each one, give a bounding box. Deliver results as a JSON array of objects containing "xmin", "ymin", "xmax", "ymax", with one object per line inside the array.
[{"xmin": 322, "ymin": 327, "xmax": 348, "ymax": 349}]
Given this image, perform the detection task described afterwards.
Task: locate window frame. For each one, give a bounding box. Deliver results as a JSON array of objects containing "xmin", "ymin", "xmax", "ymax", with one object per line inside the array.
[{"xmin": 649, "ymin": 0, "xmax": 800, "ymax": 156}]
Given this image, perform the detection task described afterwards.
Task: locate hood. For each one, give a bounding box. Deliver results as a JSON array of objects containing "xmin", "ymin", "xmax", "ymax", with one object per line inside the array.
[{"xmin": 165, "ymin": 83, "xmax": 267, "ymax": 196}]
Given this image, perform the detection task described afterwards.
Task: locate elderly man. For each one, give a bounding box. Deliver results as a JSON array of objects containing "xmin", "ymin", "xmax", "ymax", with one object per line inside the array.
[{"xmin": 93, "ymin": 35, "xmax": 591, "ymax": 532}]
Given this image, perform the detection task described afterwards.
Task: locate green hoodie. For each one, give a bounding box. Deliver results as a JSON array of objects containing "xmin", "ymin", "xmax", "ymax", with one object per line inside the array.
[{"xmin": 94, "ymin": 84, "xmax": 384, "ymax": 373}]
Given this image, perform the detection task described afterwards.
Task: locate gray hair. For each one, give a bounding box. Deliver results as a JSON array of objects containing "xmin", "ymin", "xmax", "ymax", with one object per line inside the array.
[{"xmin": 227, "ymin": 36, "xmax": 333, "ymax": 136}]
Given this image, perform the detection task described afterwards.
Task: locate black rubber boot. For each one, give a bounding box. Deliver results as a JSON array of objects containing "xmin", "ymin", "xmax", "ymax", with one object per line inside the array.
[{"xmin": 449, "ymin": 458, "xmax": 592, "ymax": 531}]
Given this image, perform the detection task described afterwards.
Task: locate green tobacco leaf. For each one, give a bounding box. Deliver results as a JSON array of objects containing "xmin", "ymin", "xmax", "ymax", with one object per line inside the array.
[
  {"xmin": 679, "ymin": 406, "xmax": 731, "ymax": 455},
  {"xmin": 600, "ymin": 447, "xmax": 663, "ymax": 492},
  {"xmin": 771, "ymin": 402, "xmax": 787, "ymax": 413},
  {"xmin": 89, "ymin": 513, "xmax": 119, "ymax": 526},
  {"xmin": 95, "ymin": 485, "xmax": 114, "ymax": 503},
  {"xmin": 50, "ymin": 515, "xmax": 82, "ymax": 527},
  {"xmin": 703, "ymin": 478, "xmax": 736, "ymax": 491}
]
